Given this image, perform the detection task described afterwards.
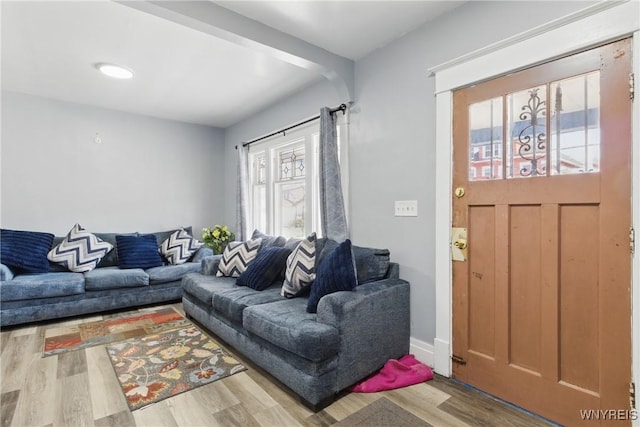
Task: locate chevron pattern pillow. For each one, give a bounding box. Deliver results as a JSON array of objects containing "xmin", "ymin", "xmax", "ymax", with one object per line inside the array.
[
  {"xmin": 47, "ymin": 224, "xmax": 114, "ymax": 273},
  {"xmin": 160, "ymin": 229, "xmax": 203, "ymax": 265},
  {"xmin": 216, "ymin": 238, "xmax": 262, "ymax": 278},
  {"xmin": 281, "ymin": 232, "xmax": 317, "ymax": 298}
]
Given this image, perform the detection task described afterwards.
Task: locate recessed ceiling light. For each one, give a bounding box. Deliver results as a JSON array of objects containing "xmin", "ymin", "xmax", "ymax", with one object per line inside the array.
[{"xmin": 95, "ymin": 63, "xmax": 134, "ymax": 79}]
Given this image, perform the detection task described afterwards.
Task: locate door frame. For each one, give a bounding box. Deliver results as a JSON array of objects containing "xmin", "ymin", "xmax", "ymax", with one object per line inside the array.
[{"xmin": 430, "ymin": 0, "xmax": 640, "ymax": 415}]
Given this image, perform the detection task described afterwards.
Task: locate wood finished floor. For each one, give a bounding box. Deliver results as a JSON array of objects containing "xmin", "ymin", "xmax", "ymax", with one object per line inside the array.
[{"xmin": 0, "ymin": 303, "xmax": 553, "ymax": 427}]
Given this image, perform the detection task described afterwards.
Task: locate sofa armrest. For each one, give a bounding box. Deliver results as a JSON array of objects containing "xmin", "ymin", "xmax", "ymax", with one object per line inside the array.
[
  {"xmin": 192, "ymin": 247, "xmax": 214, "ymax": 263},
  {"xmin": 316, "ymin": 278, "xmax": 410, "ymax": 391},
  {"xmin": 1, "ymin": 264, "xmax": 14, "ymax": 281},
  {"xmin": 201, "ymin": 255, "xmax": 223, "ymax": 276}
]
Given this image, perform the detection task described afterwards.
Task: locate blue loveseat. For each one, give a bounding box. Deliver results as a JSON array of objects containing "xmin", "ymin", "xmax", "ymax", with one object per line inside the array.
[
  {"xmin": 182, "ymin": 237, "xmax": 410, "ymax": 410},
  {"xmin": 0, "ymin": 227, "xmax": 212, "ymax": 327}
]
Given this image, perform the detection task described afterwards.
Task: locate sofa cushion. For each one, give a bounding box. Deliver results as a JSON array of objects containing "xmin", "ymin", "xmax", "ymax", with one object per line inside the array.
[
  {"xmin": 251, "ymin": 229, "xmax": 286, "ymax": 250},
  {"xmin": 281, "ymin": 233, "xmax": 316, "ymax": 298},
  {"xmin": 0, "ymin": 272, "xmax": 85, "ymax": 301},
  {"xmin": 47, "ymin": 224, "xmax": 114, "ymax": 273},
  {"xmin": 116, "ymin": 234, "xmax": 163, "ymax": 269},
  {"xmin": 146, "ymin": 262, "xmax": 201, "ymax": 285},
  {"xmin": 318, "ymin": 240, "xmax": 391, "ymax": 285},
  {"xmin": 84, "ymin": 267, "xmax": 149, "ymax": 290},
  {"xmin": 243, "ymin": 298, "xmax": 340, "ymax": 362},
  {"xmin": 352, "ymin": 246, "xmax": 391, "ymax": 284},
  {"xmin": 307, "ymin": 239, "xmax": 357, "ymax": 313},
  {"xmin": 216, "ymin": 239, "xmax": 261, "ymax": 278},
  {"xmin": 149, "ymin": 227, "xmax": 193, "ymax": 247},
  {"xmin": 94, "ymin": 233, "xmax": 126, "ymax": 268},
  {"xmin": 236, "ymin": 247, "xmax": 291, "ymax": 291},
  {"xmin": 0, "ymin": 229, "xmax": 55, "ymax": 273},
  {"xmin": 211, "ymin": 285, "xmax": 284, "ymax": 325},
  {"xmin": 159, "ymin": 229, "xmax": 203, "ymax": 265},
  {"xmin": 182, "ymin": 273, "xmax": 236, "ymax": 306},
  {"xmin": 284, "ymin": 237, "xmax": 302, "ymax": 251}
]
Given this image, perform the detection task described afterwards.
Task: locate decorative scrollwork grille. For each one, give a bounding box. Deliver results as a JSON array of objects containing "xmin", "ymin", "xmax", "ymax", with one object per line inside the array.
[{"xmin": 517, "ymin": 88, "xmax": 546, "ymax": 177}]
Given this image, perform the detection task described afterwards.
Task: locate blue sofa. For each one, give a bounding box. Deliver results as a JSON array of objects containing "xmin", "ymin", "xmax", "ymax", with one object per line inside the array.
[
  {"xmin": 182, "ymin": 238, "xmax": 410, "ymax": 410},
  {"xmin": 0, "ymin": 227, "xmax": 212, "ymax": 327}
]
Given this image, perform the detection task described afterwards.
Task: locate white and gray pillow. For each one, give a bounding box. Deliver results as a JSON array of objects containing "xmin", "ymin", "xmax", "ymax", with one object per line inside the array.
[
  {"xmin": 47, "ymin": 223, "xmax": 114, "ymax": 273},
  {"xmin": 160, "ymin": 229, "xmax": 203, "ymax": 265},
  {"xmin": 281, "ymin": 233, "xmax": 317, "ymax": 298},
  {"xmin": 216, "ymin": 238, "xmax": 262, "ymax": 278}
]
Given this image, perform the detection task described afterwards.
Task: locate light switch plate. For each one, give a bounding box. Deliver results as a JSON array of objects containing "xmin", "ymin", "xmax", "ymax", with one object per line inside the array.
[{"xmin": 395, "ymin": 200, "xmax": 418, "ymax": 217}]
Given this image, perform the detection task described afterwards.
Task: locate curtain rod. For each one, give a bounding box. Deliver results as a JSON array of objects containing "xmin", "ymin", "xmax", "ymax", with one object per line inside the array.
[{"xmin": 236, "ymin": 103, "xmax": 347, "ymax": 149}]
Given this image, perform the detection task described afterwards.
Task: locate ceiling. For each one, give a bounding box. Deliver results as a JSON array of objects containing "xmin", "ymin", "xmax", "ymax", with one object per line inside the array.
[{"xmin": 1, "ymin": 1, "xmax": 464, "ymax": 128}]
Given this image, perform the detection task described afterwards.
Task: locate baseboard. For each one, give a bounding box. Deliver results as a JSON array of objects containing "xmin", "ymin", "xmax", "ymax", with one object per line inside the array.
[
  {"xmin": 409, "ymin": 337, "xmax": 434, "ymax": 367},
  {"xmin": 433, "ymin": 337, "xmax": 451, "ymax": 377}
]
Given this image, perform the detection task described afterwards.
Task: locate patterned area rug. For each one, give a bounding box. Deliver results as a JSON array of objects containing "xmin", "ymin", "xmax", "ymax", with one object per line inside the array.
[
  {"xmin": 43, "ymin": 307, "xmax": 190, "ymax": 357},
  {"xmin": 106, "ymin": 325, "xmax": 247, "ymax": 410},
  {"xmin": 334, "ymin": 397, "xmax": 433, "ymax": 427}
]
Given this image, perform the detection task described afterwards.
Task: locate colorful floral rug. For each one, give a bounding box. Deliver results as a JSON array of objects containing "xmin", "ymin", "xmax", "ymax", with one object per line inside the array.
[
  {"xmin": 106, "ymin": 325, "xmax": 247, "ymax": 410},
  {"xmin": 43, "ymin": 307, "xmax": 190, "ymax": 357}
]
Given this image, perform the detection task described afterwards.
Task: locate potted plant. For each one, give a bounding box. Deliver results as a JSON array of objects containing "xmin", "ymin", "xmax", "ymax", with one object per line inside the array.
[{"xmin": 202, "ymin": 225, "xmax": 235, "ymax": 255}]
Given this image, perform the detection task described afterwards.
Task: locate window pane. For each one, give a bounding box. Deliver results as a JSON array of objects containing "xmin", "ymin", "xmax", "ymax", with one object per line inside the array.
[
  {"xmin": 252, "ymin": 185, "xmax": 266, "ymax": 233},
  {"xmin": 254, "ymin": 155, "xmax": 266, "ymax": 184},
  {"xmin": 275, "ymin": 182, "xmax": 305, "ymax": 238},
  {"xmin": 279, "ymin": 146, "xmax": 305, "ymax": 180},
  {"xmin": 469, "ymin": 97, "xmax": 503, "ymax": 181},
  {"xmin": 507, "ymin": 86, "xmax": 547, "ymax": 178},
  {"xmin": 549, "ymin": 72, "xmax": 600, "ymax": 175}
]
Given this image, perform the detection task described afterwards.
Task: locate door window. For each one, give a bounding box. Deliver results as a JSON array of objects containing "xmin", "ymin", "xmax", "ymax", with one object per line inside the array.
[{"xmin": 468, "ymin": 72, "xmax": 600, "ymax": 180}]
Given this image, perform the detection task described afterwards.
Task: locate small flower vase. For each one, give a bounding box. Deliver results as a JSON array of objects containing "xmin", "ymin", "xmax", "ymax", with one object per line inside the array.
[{"xmin": 212, "ymin": 242, "xmax": 227, "ymax": 255}]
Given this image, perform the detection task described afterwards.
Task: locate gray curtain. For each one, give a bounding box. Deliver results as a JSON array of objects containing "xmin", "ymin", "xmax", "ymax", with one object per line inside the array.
[
  {"xmin": 319, "ymin": 107, "xmax": 348, "ymax": 241},
  {"xmin": 236, "ymin": 144, "xmax": 250, "ymax": 241}
]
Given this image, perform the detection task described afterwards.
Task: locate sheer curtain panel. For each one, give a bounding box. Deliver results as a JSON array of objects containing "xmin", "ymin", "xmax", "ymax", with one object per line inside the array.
[{"xmin": 236, "ymin": 144, "xmax": 250, "ymax": 241}]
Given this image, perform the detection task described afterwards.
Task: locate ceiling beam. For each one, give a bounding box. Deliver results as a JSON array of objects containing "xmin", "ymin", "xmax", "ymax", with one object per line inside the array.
[{"xmin": 116, "ymin": 0, "xmax": 354, "ymax": 102}]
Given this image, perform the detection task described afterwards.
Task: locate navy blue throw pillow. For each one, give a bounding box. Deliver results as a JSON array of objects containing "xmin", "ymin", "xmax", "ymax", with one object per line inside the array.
[
  {"xmin": 307, "ymin": 239, "xmax": 357, "ymax": 313},
  {"xmin": 236, "ymin": 247, "xmax": 292, "ymax": 291},
  {"xmin": 0, "ymin": 228, "xmax": 55, "ymax": 273},
  {"xmin": 116, "ymin": 234, "xmax": 163, "ymax": 269}
]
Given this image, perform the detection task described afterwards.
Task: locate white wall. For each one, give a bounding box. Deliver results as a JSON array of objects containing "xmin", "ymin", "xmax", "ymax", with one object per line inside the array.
[
  {"xmin": 1, "ymin": 91, "xmax": 226, "ymax": 237},
  {"xmin": 223, "ymin": 1, "xmax": 596, "ymax": 348}
]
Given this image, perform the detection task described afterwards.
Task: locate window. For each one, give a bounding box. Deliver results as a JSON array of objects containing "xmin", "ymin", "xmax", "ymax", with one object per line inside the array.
[
  {"xmin": 248, "ymin": 121, "xmax": 345, "ymax": 238},
  {"xmin": 471, "ymin": 147, "xmax": 480, "ymax": 161},
  {"xmin": 467, "ymin": 71, "xmax": 600, "ymax": 180},
  {"xmin": 483, "ymin": 144, "xmax": 492, "ymax": 159},
  {"xmin": 493, "ymin": 144, "xmax": 502, "ymax": 158},
  {"xmin": 481, "ymin": 166, "xmax": 491, "ymax": 178}
]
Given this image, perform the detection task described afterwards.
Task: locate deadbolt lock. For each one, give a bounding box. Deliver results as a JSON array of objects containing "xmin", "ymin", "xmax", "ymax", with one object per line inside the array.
[
  {"xmin": 455, "ymin": 187, "xmax": 465, "ymax": 198},
  {"xmin": 454, "ymin": 239, "xmax": 468, "ymax": 250},
  {"xmin": 451, "ymin": 227, "xmax": 468, "ymax": 262}
]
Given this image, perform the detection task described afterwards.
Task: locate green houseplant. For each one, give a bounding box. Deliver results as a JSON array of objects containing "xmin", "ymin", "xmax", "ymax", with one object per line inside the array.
[{"xmin": 202, "ymin": 225, "xmax": 235, "ymax": 255}]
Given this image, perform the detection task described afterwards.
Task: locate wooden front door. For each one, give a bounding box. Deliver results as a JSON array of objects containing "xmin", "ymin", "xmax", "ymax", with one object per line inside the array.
[{"xmin": 452, "ymin": 38, "xmax": 632, "ymax": 426}]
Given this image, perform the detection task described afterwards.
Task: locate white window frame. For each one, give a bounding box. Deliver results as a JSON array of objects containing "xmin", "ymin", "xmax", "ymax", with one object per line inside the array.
[
  {"xmin": 429, "ymin": 1, "xmax": 639, "ymax": 393},
  {"xmin": 247, "ymin": 116, "xmax": 348, "ymax": 239}
]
